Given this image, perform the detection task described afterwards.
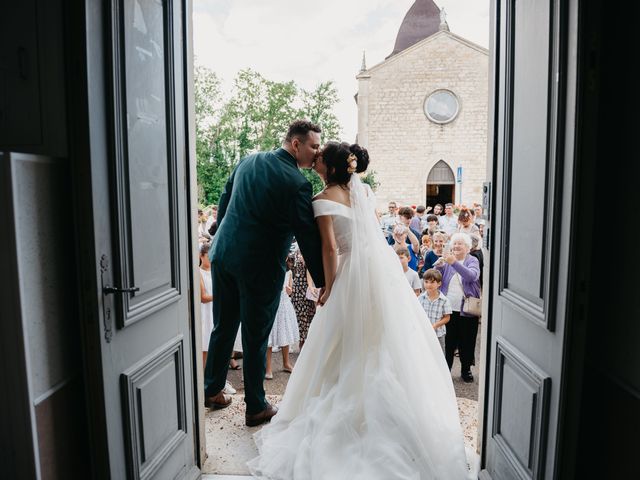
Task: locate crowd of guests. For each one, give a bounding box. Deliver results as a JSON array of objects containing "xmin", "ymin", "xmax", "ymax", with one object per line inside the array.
[
  {"xmin": 197, "ymin": 198, "xmax": 486, "ymax": 395},
  {"xmin": 385, "ymin": 201, "xmax": 485, "ymax": 383}
]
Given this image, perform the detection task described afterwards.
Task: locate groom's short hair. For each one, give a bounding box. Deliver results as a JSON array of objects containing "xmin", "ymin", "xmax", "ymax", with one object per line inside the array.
[{"xmin": 285, "ymin": 120, "xmax": 322, "ymax": 143}]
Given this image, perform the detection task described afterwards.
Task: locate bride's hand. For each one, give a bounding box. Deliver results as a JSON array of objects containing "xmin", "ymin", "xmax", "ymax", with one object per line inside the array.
[{"xmin": 318, "ymin": 287, "xmax": 330, "ymax": 306}]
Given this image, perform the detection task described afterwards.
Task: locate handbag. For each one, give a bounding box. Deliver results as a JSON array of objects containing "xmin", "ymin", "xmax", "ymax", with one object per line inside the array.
[
  {"xmin": 305, "ymin": 286, "xmax": 319, "ymax": 302},
  {"xmin": 463, "ymin": 295, "xmax": 482, "ymax": 317}
]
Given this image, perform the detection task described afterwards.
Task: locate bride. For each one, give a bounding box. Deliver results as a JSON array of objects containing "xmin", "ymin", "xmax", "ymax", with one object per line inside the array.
[{"xmin": 248, "ymin": 142, "xmax": 475, "ymax": 479}]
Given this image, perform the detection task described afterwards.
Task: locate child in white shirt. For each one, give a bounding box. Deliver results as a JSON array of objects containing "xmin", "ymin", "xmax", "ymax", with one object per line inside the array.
[{"xmin": 396, "ymin": 246, "xmax": 421, "ymax": 296}]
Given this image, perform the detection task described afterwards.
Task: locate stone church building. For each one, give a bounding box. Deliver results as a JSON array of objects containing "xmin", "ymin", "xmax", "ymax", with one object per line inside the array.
[{"xmin": 356, "ymin": 0, "xmax": 489, "ymax": 209}]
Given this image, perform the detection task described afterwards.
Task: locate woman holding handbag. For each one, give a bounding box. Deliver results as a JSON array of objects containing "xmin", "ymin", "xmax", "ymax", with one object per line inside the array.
[{"xmin": 434, "ymin": 232, "xmax": 481, "ymax": 383}]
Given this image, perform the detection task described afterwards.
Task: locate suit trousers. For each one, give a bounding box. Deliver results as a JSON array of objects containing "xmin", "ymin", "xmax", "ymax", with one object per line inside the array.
[
  {"xmin": 204, "ymin": 260, "xmax": 282, "ymax": 414},
  {"xmin": 444, "ymin": 311, "xmax": 479, "ymax": 374}
]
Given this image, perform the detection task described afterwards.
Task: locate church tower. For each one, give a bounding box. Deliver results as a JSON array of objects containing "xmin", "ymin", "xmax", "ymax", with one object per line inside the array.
[{"xmin": 388, "ymin": 0, "xmax": 442, "ymax": 58}]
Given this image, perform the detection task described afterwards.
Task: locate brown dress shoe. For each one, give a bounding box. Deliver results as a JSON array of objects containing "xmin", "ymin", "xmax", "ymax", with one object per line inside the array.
[
  {"xmin": 205, "ymin": 391, "xmax": 232, "ymax": 410},
  {"xmin": 245, "ymin": 403, "xmax": 278, "ymax": 427}
]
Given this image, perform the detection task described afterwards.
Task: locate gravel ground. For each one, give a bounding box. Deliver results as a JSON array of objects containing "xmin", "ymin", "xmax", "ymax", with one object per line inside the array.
[
  {"xmin": 224, "ymin": 330, "xmax": 481, "ymax": 401},
  {"xmin": 449, "ymin": 328, "xmax": 483, "ymax": 401},
  {"xmin": 203, "ymin": 332, "xmax": 482, "ymax": 475}
]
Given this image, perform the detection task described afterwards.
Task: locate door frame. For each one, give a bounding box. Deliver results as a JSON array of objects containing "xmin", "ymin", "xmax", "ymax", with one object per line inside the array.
[{"xmin": 183, "ymin": 0, "xmax": 208, "ymax": 466}]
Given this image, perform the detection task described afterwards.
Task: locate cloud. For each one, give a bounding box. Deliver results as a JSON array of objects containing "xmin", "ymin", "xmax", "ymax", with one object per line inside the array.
[{"xmin": 193, "ymin": 0, "xmax": 489, "ymax": 142}]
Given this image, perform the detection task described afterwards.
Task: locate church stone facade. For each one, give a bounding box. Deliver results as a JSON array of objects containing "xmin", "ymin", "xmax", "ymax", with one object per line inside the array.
[{"xmin": 356, "ymin": 0, "xmax": 489, "ymax": 209}]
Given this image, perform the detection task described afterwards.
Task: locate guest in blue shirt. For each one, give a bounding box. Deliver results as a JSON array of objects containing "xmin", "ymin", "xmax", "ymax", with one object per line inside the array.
[{"xmin": 388, "ymin": 224, "xmax": 420, "ymax": 271}]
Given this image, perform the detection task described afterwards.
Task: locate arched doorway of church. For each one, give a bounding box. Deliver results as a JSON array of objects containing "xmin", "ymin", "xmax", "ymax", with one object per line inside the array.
[{"xmin": 426, "ymin": 160, "xmax": 455, "ymax": 208}]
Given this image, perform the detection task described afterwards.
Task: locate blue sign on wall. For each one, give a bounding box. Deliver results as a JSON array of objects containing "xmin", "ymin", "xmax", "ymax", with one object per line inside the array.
[{"xmin": 456, "ymin": 165, "xmax": 463, "ymax": 183}]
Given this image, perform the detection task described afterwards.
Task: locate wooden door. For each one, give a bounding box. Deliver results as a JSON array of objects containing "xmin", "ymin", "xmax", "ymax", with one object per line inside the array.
[
  {"xmin": 481, "ymin": 0, "xmax": 578, "ymax": 478},
  {"xmin": 78, "ymin": 0, "xmax": 199, "ymax": 478}
]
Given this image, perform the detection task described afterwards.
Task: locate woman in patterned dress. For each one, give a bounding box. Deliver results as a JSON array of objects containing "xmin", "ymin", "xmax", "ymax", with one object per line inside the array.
[
  {"xmin": 265, "ymin": 258, "xmax": 300, "ymax": 379},
  {"xmin": 290, "ymin": 249, "xmax": 317, "ymax": 349}
]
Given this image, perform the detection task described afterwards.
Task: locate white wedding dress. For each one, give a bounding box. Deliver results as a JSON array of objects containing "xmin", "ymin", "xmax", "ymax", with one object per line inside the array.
[{"xmin": 248, "ymin": 175, "xmax": 475, "ymax": 479}]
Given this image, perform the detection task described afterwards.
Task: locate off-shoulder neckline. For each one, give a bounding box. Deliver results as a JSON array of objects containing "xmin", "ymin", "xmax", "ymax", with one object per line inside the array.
[{"xmin": 312, "ymin": 198, "xmax": 352, "ymax": 209}]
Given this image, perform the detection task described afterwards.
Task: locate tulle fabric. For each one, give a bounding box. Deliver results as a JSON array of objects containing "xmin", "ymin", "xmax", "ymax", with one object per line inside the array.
[{"xmin": 248, "ymin": 175, "xmax": 474, "ymax": 479}]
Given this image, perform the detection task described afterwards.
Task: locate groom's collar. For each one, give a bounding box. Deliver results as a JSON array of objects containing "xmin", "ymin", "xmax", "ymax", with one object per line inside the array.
[{"xmin": 275, "ymin": 147, "xmax": 298, "ymax": 168}]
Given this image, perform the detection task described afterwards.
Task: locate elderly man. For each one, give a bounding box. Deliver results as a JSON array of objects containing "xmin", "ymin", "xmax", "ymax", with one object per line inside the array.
[
  {"xmin": 380, "ymin": 200, "xmax": 399, "ymax": 239},
  {"xmin": 438, "ymin": 203, "xmax": 459, "ymax": 235}
]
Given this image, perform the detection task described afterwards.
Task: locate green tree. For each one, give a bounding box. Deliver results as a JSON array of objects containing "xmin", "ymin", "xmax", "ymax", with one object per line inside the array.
[
  {"xmin": 194, "ymin": 66, "xmax": 229, "ymax": 206},
  {"xmin": 361, "ymin": 170, "xmax": 380, "ymax": 192},
  {"xmin": 301, "ymin": 169, "xmax": 325, "ymax": 195},
  {"xmin": 194, "ymin": 67, "xmax": 345, "ymax": 203},
  {"xmin": 297, "ymin": 81, "xmax": 342, "ymax": 195},
  {"xmin": 301, "ymin": 81, "xmax": 341, "ymax": 143},
  {"xmin": 259, "ymin": 80, "xmax": 299, "ymax": 150}
]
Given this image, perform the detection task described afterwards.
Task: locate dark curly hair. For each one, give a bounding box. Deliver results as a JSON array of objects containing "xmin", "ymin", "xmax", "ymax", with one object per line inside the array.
[{"xmin": 322, "ymin": 142, "xmax": 370, "ymax": 185}]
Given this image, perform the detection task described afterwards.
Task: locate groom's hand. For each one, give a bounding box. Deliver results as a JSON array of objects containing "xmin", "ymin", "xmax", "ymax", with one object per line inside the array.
[{"xmin": 317, "ymin": 287, "xmax": 328, "ymax": 306}]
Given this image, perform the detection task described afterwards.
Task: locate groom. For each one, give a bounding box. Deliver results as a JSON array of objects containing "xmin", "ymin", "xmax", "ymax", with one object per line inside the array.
[{"xmin": 204, "ymin": 120, "xmax": 325, "ymax": 426}]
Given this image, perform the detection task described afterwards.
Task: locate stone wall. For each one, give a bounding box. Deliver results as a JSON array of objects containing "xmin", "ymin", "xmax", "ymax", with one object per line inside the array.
[{"xmin": 357, "ymin": 32, "xmax": 489, "ymax": 210}]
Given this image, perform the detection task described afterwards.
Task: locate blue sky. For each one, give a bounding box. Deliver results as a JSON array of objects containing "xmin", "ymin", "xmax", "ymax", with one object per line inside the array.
[{"xmin": 193, "ymin": 0, "xmax": 490, "ymax": 142}]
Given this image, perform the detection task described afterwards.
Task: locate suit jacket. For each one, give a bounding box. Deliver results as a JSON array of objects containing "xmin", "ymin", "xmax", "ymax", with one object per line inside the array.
[{"xmin": 210, "ymin": 148, "xmax": 325, "ymax": 292}]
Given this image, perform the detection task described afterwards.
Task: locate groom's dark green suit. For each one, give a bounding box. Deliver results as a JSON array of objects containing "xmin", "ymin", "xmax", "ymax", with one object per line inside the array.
[{"xmin": 204, "ymin": 147, "xmax": 324, "ymax": 414}]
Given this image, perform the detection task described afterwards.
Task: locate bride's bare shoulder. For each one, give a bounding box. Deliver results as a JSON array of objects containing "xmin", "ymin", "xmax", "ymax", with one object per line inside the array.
[
  {"xmin": 315, "ymin": 185, "xmax": 349, "ymax": 204},
  {"xmin": 313, "ymin": 189, "xmax": 329, "ymax": 201},
  {"xmin": 313, "ymin": 187, "xmax": 333, "ymax": 200}
]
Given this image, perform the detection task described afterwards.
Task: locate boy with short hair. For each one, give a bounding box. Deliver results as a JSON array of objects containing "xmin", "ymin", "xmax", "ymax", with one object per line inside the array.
[
  {"xmin": 418, "ymin": 269, "xmax": 452, "ymax": 353},
  {"xmin": 422, "ymin": 214, "xmax": 442, "ymax": 237},
  {"xmin": 397, "ymin": 206, "xmax": 422, "ymax": 239},
  {"xmin": 411, "ymin": 205, "xmax": 429, "ymax": 232},
  {"xmin": 396, "ymin": 246, "xmax": 422, "ymax": 296}
]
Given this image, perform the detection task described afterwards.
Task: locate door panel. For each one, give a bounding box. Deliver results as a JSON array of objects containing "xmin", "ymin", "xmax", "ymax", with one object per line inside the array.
[
  {"xmin": 488, "ymin": 338, "xmax": 551, "ymax": 479},
  {"xmin": 500, "ymin": 0, "xmax": 563, "ymax": 333},
  {"xmin": 109, "ymin": 0, "xmax": 181, "ymax": 328},
  {"xmin": 82, "ymin": 0, "xmax": 198, "ymax": 478},
  {"xmin": 482, "ymin": 0, "xmax": 576, "ymax": 479},
  {"xmin": 120, "ymin": 337, "xmax": 189, "ymax": 479},
  {"xmin": 504, "ymin": 0, "xmax": 550, "ymax": 304}
]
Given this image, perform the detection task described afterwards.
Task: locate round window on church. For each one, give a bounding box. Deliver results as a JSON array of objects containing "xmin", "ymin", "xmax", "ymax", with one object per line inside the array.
[{"xmin": 424, "ymin": 89, "xmax": 460, "ymax": 124}]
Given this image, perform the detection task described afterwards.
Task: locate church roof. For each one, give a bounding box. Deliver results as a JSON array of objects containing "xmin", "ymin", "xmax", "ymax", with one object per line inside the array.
[
  {"xmin": 388, "ymin": 0, "xmax": 443, "ymax": 58},
  {"xmin": 358, "ymin": 30, "xmax": 487, "ymax": 79}
]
